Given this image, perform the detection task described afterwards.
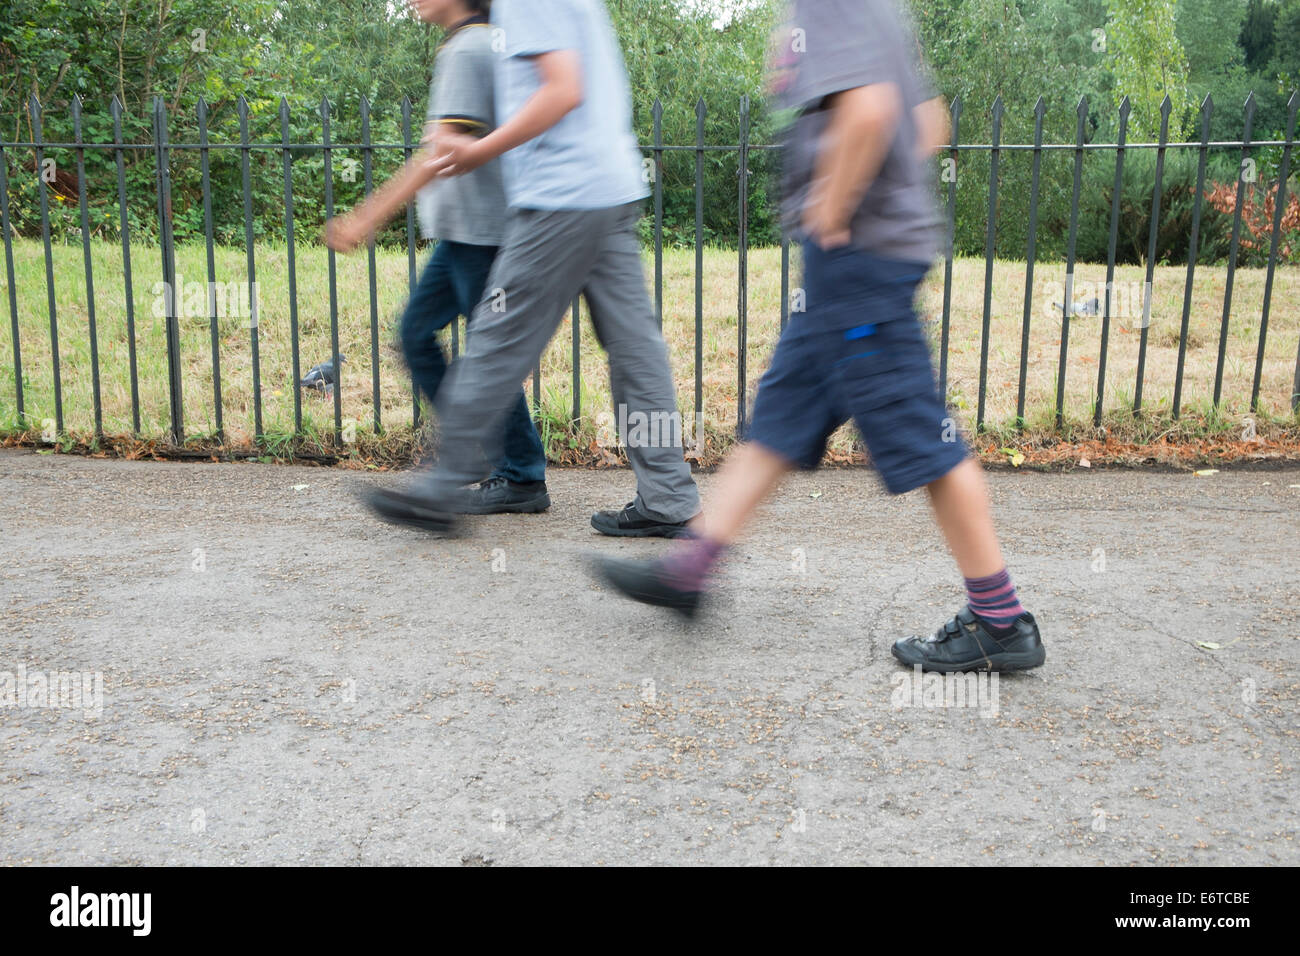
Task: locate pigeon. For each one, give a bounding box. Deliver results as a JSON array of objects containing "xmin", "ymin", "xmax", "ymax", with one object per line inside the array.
[
  {"xmin": 1052, "ymin": 296, "xmax": 1101, "ymax": 317},
  {"xmin": 300, "ymin": 354, "xmax": 346, "ymax": 398}
]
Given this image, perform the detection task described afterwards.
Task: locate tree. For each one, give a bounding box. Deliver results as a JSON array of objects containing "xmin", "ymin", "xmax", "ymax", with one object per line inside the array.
[{"xmin": 1105, "ymin": 0, "xmax": 1191, "ymax": 139}]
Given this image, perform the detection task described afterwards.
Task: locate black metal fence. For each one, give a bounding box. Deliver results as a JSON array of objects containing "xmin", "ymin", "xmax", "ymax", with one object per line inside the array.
[{"xmin": 1, "ymin": 90, "xmax": 1298, "ymax": 452}]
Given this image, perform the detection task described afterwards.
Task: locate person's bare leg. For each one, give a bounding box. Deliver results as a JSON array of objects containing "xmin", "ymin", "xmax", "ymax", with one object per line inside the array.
[
  {"xmin": 693, "ymin": 441, "xmax": 794, "ymax": 545},
  {"xmin": 925, "ymin": 457, "xmax": 1005, "ymax": 579}
]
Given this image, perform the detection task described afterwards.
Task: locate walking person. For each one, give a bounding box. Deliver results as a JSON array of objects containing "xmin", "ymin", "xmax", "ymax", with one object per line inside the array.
[
  {"xmin": 593, "ymin": 0, "xmax": 1045, "ymax": 673},
  {"xmin": 328, "ymin": 0, "xmax": 550, "ymax": 515},
  {"xmin": 365, "ymin": 0, "xmax": 701, "ymax": 538}
]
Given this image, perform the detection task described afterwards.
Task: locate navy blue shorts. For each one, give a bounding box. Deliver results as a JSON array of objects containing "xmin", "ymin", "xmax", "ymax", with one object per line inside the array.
[{"xmin": 746, "ymin": 241, "xmax": 968, "ymax": 495}]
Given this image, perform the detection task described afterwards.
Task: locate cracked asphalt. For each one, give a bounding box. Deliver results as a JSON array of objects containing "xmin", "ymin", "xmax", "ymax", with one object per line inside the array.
[{"xmin": 0, "ymin": 447, "xmax": 1296, "ymax": 865}]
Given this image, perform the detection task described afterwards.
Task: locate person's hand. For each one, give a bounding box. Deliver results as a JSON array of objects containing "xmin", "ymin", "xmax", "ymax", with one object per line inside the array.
[
  {"xmin": 325, "ymin": 212, "xmax": 370, "ymax": 253},
  {"xmin": 802, "ymin": 197, "xmax": 852, "ymax": 250},
  {"xmin": 423, "ymin": 130, "xmax": 488, "ymax": 178}
]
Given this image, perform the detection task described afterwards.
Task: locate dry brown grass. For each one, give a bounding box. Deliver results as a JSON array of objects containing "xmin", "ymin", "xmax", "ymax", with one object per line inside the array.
[{"xmin": 2, "ymin": 239, "xmax": 1297, "ymax": 463}]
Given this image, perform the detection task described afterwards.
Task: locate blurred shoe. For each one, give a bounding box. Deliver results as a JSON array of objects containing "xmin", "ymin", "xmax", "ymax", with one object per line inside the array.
[
  {"xmin": 591, "ymin": 555, "xmax": 704, "ymax": 618},
  {"xmin": 591, "ymin": 501, "xmax": 694, "ymax": 538},
  {"xmin": 461, "ymin": 477, "xmax": 551, "ymax": 515}
]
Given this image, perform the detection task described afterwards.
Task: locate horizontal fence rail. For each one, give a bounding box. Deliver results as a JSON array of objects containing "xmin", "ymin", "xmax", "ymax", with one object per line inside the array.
[{"xmin": 1, "ymin": 91, "xmax": 1298, "ymax": 458}]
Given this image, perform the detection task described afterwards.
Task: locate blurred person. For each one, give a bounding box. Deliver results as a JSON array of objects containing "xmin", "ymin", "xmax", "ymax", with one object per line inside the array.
[
  {"xmin": 328, "ymin": 0, "xmax": 551, "ymax": 515},
  {"xmin": 592, "ymin": 0, "xmax": 1045, "ymax": 673},
  {"xmin": 364, "ymin": 0, "xmax": 701, "ymax": 538}
]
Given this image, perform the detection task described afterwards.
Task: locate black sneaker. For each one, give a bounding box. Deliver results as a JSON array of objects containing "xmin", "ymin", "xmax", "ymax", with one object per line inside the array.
[
  {"xmin": 364, "ymin": 485, "xmax": 461, "ymax": 536},
  {"xmin": 891, "ymin": 606, "xmax": 1045, "ymax": 673},
  {"xmin": 591, "ymin": 501, "xmax": 694, "ymax": 539},
  {"xmin": 461, "ymin": 476, "xmax": 551, "ymax": 515},
  {"xmin": 590, "ymin": 555, "xmax": 703, "ymax": 618}
]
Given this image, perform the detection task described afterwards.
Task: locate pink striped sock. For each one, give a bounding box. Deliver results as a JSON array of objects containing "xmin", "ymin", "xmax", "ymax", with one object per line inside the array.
[{"xmin": 965, "ymin": 568, "xmax": 1026, "ymax": 631}]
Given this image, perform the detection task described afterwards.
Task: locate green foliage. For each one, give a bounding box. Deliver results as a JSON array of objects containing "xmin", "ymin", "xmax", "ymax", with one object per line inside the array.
[
  {"xmin": 1106, "ymin": 0, "xmax": 1191, "ymax": 140},
  {"xmin": 0, "ymin": 0, "xmax": 1294, "ymax": 264}
]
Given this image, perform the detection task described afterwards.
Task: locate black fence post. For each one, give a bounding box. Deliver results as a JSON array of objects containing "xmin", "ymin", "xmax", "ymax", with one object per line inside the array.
[
  {"xmin": 361, "ymin": 96, "xmax": 381, "ymax": 434},
  {"xmin": 152, "ymin": 96, "xmax": 183, "ymax": 444},
  {"xmin": 237, "ymin": 96, "xmax": 263, "ymax": 439},
  {"xmin": 0, "ymin": 128, "xmax": 23, "ymax": 428},
  {"xmin": 1056, "ymin": 96, "xmax": 1088, "ymax": 430},
  {"xmin": 401, "ymin": 96, "xmax": 420, "ymax": 431},
  {"xmin": 694, "ymin": 97, "xmax": 706, "ymax": 441},
  {"xmin": 939, "ymin": 96, "xmax": 961, "ymax": 402},
  {"xmin": 1259, "ymin": 91, "xmax": 1297, "ymax": 413},
  {"xmin": 1214, "ymin": 92, "xmax": 1256, "ymax": 408},
  {"xmin": 72, "ymin": 95, "xmax": 103, "ymax": 440},
  {"xmin": 321, "ymin": 97, "xmax": 343, "ymax": 441},
  {"xmin": 652, "ymin": 98, "xmax": 664, "ymax": 330},
  {"xmin": 737, "ymin": 94, "xmax": 750, "ymax": 437},
  {"xmin": 976, "ymin": 96, "xmax": 1002, "ymax": 432},
  {"xmin": 31, "ymin": 95, "xmax": 63, "ymax": 435},
  {"xmin": 1134, "ymin": 95, "xmax": 1171, "ymax": 416},
  {"xmin": 197, "ymin": 96, "xmax": 224, "ymax": 439},
  {"xmin": 110, "ymin": 96, "xmax": 140, "ymax": 436},
  {"xmin": 1095, "ymin": 96, "xmax": 1130, "ymax": 427},
  {"xmin": 1017, "ymin": 96, "xmax": 1046, "ymax": 427},
  {"xmin": 280, "ymin": 97, "xmax": 303, "ymax": 434},
  {"xmin": 1174, "ymin": 95, "xmax": 1214, "ymax": 420}
]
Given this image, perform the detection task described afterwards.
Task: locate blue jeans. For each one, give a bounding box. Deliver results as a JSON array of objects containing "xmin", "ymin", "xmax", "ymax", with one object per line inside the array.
[{"xmin": 399, "ymin": 240, "xmax": 547, "ymax": 484}]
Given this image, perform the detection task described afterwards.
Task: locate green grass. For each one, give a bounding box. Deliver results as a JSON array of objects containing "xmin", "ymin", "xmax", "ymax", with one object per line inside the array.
[{"xmin": 1, "ymin": 237, "xmax": 1297, "ymax": 462}]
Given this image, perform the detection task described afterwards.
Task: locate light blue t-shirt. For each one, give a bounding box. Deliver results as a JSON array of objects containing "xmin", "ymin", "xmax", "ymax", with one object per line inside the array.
[{"xmin": 490, "ymin": 0, "xmax": 648, "ymax": 210}]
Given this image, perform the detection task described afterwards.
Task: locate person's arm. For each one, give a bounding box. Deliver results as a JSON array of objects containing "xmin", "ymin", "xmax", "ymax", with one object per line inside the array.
[
  {"xmin": 802, "ymin": 82, "xmax": 903, "ymax": 249},
  {"xmin": 913, "ymin": 95, "xmax": 950, "ymax": 157},
  {"xmin": 324, "ymin": 150, "xmax": 438, "ymax": 252},
  {"xmin": 425, "ymin": 49, "xmax": 583, "ymax": 177}
]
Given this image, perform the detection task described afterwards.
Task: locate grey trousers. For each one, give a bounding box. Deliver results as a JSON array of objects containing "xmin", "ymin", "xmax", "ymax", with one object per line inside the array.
[{"xmin": 426, "ymin": 202, "xmax": 700, "ymax": 523}]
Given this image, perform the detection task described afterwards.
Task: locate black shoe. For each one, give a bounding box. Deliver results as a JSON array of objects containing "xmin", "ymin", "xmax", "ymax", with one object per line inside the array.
[
  {"xmin": 364, "ymin": 485, "xmax": 461, "ymax": 536},
  {"xmin": 461, "ymin": 476, "xmax": 551, "ymax": 515},
  {"xmin": 591, "ymin": 501, "xmax": 694, "ymax": 539},
  {"xmin": 591, "ymin": 555, "xmax": 703, "ymax": 618},
  {"xmin": 891, "ymin": 606, "xmax": 1045, "ymax": 673}
]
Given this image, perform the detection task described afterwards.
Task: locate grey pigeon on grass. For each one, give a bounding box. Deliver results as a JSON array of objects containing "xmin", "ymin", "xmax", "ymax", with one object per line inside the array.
[
  {"xmin": 300, "ymin": 354, "xmax": 346, "ymax": 398},
  {"xmin": 1052, "ymin": 296, "xmax": 1101, "ymax": 317}
]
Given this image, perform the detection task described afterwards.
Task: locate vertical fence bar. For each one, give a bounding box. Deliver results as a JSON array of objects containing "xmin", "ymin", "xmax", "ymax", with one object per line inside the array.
[
  {"xmin": 238, "ymin": 96, "xmax": 263, "ymax": 438},
  {"xmin": 939, "ymin": 97, "xmax": 961, "ymax": 401},
  {"xmin": 1256, "ymin": 91, "xmax": 1297, "ymax": 412},
  {"xmin": 1175, "ymin": 96, "xmax": 1214, "ymax": 419},
  {"xmin": 402, "ymin": 97, "xmax": 421, "ymax": 429},
  {"xmin": 198, "ymin": 97, "xmax": 224, "ymax": 438},
  {"xmin": 1095, "ymin": 97, "xmax": 1130, "ymax": 427},
  {"xmin": 361, "ymin": 96, "xmax": 381, "ymax": 433},
  {"xmin": 1135, "ymin": 96, "xmax": 1171, "ymax": 416},
  {"xmin": 153, "ymin": 96, "xmax": 183, "ymax": 443},
  {"xmin": 737, "ymin": 94, "xmax": 750, "ymax": 437},
  {"xmin": 571, "ymin": 296, "xmax": 581, "ymax": 424},
  {"xmin": 652, "ymin": 98, "xmax": 664, "ymax": 330},
  {"xmin": 72, "ymin": 96, "xmax": 102, "ymax": 440},
  {"xmin": 694, "ymin": 97, "xmax": 705, "ymax": 439},
  {"xmin": 1056, "ymin": 97, "xmax": 1088, "ymax": 429},
  {"xmin": 280, "ymin": 98, "xmax": 302, "ymax": 433},
  {"xmin": 976, "ymin": 96, "xmax": 1002, "ymax": 432},
  {"xmin": 1214, "ymin": 93, "xmax": 1255, "ymax": 408},
  {"xmin": 1017, "ymin": 97, "xmax": 1045, "ymax": 426},
  {"xmin": 111, "ymin": 97, "xmax": 139, "ymax": 434},
  {"xmin": 779, "ymin": 237, "xmax": 790, "ymax": 331},
  {"xmin": 321, "ymin": 97, "xmax": 343, "ymax": 440},
  {"xmin": 1, "ymin": 128, "xmax": 24, "ymax": 427},
  {"xmin": 31, "ymin": 96, "xmax": 62, "ymax": 434}
]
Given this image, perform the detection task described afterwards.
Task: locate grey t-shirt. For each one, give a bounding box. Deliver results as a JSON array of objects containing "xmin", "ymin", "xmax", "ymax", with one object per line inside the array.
[
  {"xmin": 490, "ymin": 0, "xmax": 648, "ymax": 210},
  {"xmin": 769, "ymin": 0, "xmax": 939, "ymax": 263},
  {"xmin": 416, "ymin": 20, "xmax": 507, "ymax": 246}
]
